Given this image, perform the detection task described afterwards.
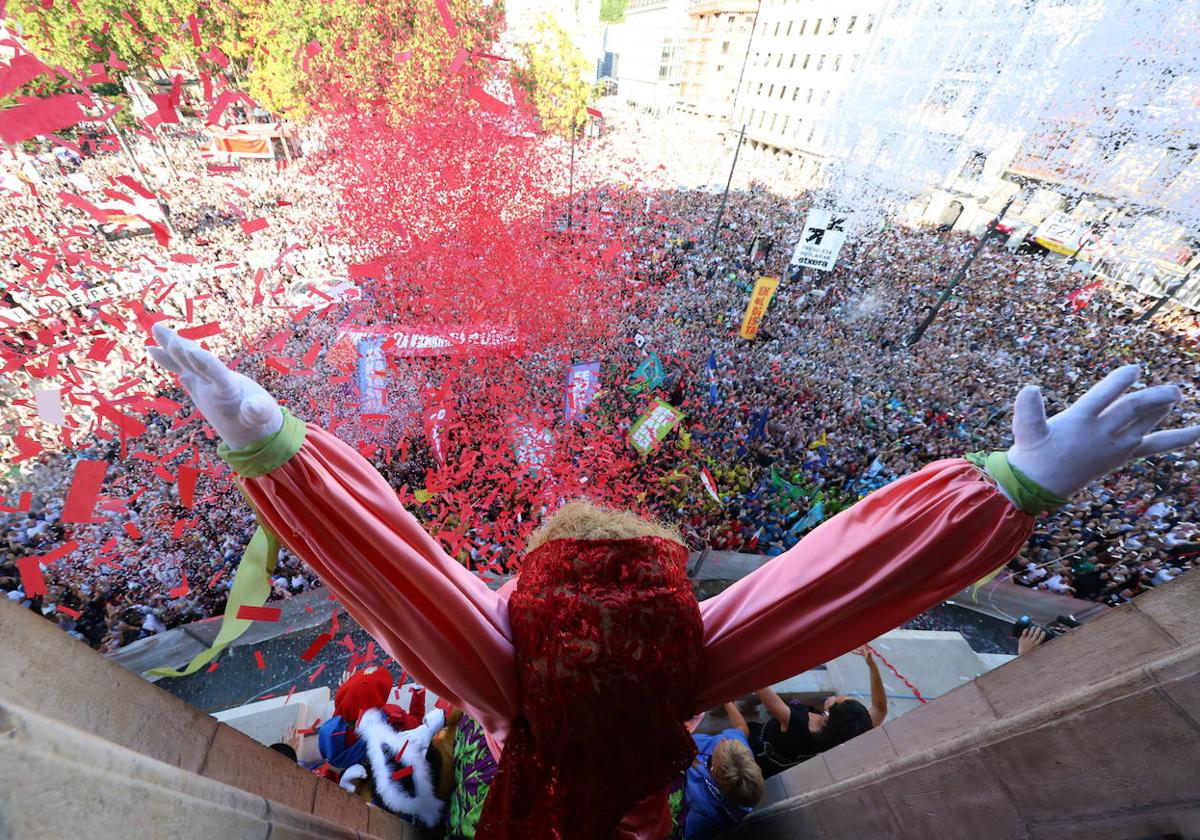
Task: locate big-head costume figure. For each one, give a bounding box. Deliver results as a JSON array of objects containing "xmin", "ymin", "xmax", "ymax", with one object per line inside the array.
[{"xmin": 150, "ymin": 323, "xmax": 1199, "ymax": 839}]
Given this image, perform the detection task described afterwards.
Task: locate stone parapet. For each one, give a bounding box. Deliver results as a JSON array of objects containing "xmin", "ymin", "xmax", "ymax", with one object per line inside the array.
[
  {"xmin": 0, "ymin": 597, "xmax": 421, "ymax": 839},
  {"xmin": 737, "ymin": 569, "xmax": 1200, "ymax": 839}
]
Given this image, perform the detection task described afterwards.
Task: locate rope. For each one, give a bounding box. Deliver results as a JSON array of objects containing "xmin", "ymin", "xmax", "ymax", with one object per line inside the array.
[{"xmin": 865, "ymin": 644, "xmax": 927, "ymax": 704}]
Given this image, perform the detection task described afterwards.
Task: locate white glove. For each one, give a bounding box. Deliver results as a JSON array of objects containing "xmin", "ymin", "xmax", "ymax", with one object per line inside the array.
[
  {"xmin": 422, "ymin": 707, "xmax": 446, "ymax": 735},
  {"xmin": 148, "ymin": 323, "xmax": 283, "ymax": 450},
  {"xmin": 339, "ymin": 763, "xmax": 368, "ymax": 793},
  {"xmin": 1007, "ymin": 364, "xmax": 1200, "ymax": 499}
]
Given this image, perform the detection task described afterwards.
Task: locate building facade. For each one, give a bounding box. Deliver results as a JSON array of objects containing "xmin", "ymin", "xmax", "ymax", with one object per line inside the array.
[
  {"xmin": 676, "ymin": 0, "xmax": 758, "ymax": 122},
  {"xmin": 732, "ymin": 0, "xmax": 886, "ymax": 184},
  {"xmin": 606, "ymin": 0, "xmax": 694, "ymax": 115}
]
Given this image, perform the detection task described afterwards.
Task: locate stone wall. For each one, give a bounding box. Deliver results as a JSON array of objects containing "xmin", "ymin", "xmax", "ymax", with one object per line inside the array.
[
  {"xmin": 737, "ymin": 569, "xmax": 1200, "ymax": 840},
  {"xmin": 0, "ymin": 597, "xmax": 421, "ymax": 840}
]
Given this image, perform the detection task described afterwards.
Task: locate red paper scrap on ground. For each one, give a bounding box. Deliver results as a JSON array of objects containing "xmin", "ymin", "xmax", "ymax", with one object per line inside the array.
[
  {"xmin": 60, "ymin": 460, "xmax": 108, "ymax": 523},
  {"xmin": 300, "ymin": 632, "xmax": 334, "ymax": 662},
  {"xmin": 236, "ymin": 605, "xmax": 282, "ymax": 622},
  {"xmin": 254, "ymin": 650, "xmax": 266, "ymax": 670},
  {"xmin": 241, "ymin": 217, "xmax": 268, "ymax": 235}
]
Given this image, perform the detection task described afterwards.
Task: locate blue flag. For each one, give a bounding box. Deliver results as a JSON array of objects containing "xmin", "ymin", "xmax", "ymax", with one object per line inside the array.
[
  {"xmin": 706, "ymin": 352, "xmax": 719, "ymax": 405},
  {"xmin": 747, "ymin": 407, "xmax": 769, "ymax": 443},
  {"xmin": 789, "ymin": 500, "xmax": 825, "ymax": 535}
]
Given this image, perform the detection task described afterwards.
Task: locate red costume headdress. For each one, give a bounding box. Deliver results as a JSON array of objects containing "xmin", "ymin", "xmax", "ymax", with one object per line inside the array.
[{"xmin": 477, "ymin": 536, "xmax": 702, "ymax": 839}]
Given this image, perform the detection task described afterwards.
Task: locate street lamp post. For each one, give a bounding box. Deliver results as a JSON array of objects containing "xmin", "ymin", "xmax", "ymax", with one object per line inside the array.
[
  {"xmin": 710, "ymin": 123, "xmax": 747, "ymax": 245},
  {"xmin": 905, "ymin": 196, "xmax": 1015, "ymax": 346},
  {"xmin": 567, "ymin": 118, "xmax": 577, "ymax": 231}
]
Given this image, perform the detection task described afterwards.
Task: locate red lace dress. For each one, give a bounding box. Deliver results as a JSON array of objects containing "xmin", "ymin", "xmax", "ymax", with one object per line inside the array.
[{"xmin": 476, "ymin": 537, "xmax": 702, "ymax": 839}]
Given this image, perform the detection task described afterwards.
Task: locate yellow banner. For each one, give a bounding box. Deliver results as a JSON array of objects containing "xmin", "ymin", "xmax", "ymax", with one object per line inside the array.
[{"xmin": 739, "ymin": 276, "xmax": 780, "ymax": 340}]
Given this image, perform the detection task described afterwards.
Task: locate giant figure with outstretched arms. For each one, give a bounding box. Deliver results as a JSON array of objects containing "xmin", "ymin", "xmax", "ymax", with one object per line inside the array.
[{"xmin": 149, "ymin": 322, "xmax": 1198, "ymax": 840}]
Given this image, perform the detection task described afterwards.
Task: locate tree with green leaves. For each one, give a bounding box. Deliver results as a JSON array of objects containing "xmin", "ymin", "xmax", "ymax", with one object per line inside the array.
[
  {"xmin": 511, "ymin": 16, "xmax": 596, "ymax": 138},
  {"xmin": 599, "ymin": 0, "xmax": 626, "ymax": 23}
]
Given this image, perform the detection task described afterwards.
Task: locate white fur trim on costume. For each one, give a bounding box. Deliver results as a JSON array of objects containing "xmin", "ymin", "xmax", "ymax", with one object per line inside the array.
[{"xmin": 357, "ymin": 709, "xmax": 444, "ymax": 828}]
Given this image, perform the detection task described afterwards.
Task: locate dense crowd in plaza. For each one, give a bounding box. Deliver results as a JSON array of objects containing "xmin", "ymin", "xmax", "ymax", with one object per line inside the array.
[{"xmin": 2, "ymin": 106, "xmax": 1198, "ymax": 661}]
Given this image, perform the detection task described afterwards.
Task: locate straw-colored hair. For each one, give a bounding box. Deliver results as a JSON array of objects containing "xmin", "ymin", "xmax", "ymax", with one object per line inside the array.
[
  {"xmin": 712, "ymin": 739, "xmax": 765, "ymax": 807},
  {"xmin": 526, "ymin": 500, "xmax": 684, "ymax": 552}
]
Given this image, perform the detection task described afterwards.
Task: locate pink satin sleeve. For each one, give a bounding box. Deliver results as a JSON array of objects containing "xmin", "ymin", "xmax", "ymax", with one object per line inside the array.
[
  {"xmin": 694, "ymin": 458, "xmax": 1033, "ymax": 712},
  {"xmin": 238, "ymin": 423, "xmax": 519, "ymax": 740}
]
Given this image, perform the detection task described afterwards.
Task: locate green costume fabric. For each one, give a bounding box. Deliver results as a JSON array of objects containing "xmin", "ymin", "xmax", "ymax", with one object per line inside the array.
[
  {"xmin": 144, "ymin": 412, "xmax": 305, "ymax": 678},
  {"xmin": 966, "ymin": 451, "xmax": 1068, "ymax": 516},
  {"xmin": 448, "ymin": 715, "xmax": 498, "ymax": 838}
]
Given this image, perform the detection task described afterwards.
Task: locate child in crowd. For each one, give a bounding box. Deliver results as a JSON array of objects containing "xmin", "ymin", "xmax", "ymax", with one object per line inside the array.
[{"xmin": 684, "ymin": 702, "xmax": 765, "ymax": 839}]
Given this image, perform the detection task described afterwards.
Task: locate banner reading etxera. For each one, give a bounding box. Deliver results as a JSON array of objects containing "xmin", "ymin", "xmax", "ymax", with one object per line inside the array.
[{"xmin": 791, "ymin": 209, "xmax": 849, "ymax": 271}]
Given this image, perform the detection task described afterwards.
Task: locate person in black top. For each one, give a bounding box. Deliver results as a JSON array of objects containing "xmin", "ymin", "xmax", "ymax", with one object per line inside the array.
[{"xmin": 749, "ymin": 646, "xmax": 888, "ymax": 778}]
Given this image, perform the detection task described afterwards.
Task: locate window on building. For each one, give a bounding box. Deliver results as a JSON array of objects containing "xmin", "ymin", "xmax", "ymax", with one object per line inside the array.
[
  {"xmin": 759, "ymin": 111, "xmax": 766, "ymax": 128},
  {"xmin": 774, "ymin": 22, "xmax": 780, "ymax": 36},
  {"xmin": 768, "ymin": 84, "xmax": 774, "ymax": 97},
  {"xmin": 806, "ymin": 88, "xmax": 814, "ymax": 103},
  {"xmin": 786, "ymin": 21, "xmax": 793, "ymax": 36},
  {"xmin": 780, "ymin": 85, "xmax": 786, "ymax": 98},
  {"xmin": 817, "ymin": 54, "xmax": 825, "ymax": 70},
  {"xmin": 748, "ymin": 108, "xmax": 755, "ymax": 124},
  {"xmin": 834, "ymin": 54, "xmax": 842, "ymax": 71},
  {"xmin": 803, "ymin": 54, "xmax": 811, "ymax": 69},
  {"xmin": 847, "ymin": 15, "xmax": 857, "ymax": 34},
  {"xmin": 726, "ymin": 15, "xmax": 734, "ymax": 26},
  {"xmin": 829, "ymin": 17, "xmax": 838, "ymax": 34},
  {"xmin": 757, "ymin": 82, "xmax": 764, "ymax": 95},
  {"xmin": 790, "ymin": 53, "xmax": 797, "ymax": 68},
  {"xmin": 820, "ymin": 89, "xmax": 829, "ymax": 105},
  {"xmin": 722, "ymin": 40, "xmax": 730, "ymax": 53},
  {"xmin": 761, "ymin": 22, "xmax": 767, "ymax": 35},
  {"xmin": 799, "ymin": 19, "xmax": 806, "ymax": 35},
  {"xmin": 776, "ymin": 54, "xmax": 783, "ymax": 67},
  {"xmin": 807, "ymin": 128, "xmax": 815, "ymax": 143},
  {"xmin": 792, "ymin": 88, "xmax": 800, "ymax": 101},
  {"xmin": 770, "ymin": 113, "xmax": 777, "ymax": 131},
  {"xmin": 717, "ymin": 64, "xmax": 725, "ymax": 72},
  {"xmin": 866, "ymin": 14, "xmax": 874, "ymax": 32},
  {"xmin": 782, "ymin": 116, "xmax": 790, "ymax": 134},
  {"xmin": 814, "ymin": 18, "xmax": 822, "ymax": 35}
]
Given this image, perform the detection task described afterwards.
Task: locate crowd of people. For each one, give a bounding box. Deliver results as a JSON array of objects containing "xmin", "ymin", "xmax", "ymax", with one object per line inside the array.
[
  {"xmin": 2, "ymin": 101, "xmax": 1197, "ymax": 661},
  {"xmin": 1, "ymin": 124, "xmax": 346, "ymax": 650}
]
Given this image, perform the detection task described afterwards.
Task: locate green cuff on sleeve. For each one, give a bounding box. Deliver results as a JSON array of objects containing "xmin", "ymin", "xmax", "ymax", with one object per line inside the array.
[
  {"xmin": 966, "ymin": 451, "xmax": 1069, "ymax": 516},
  {"xmin": 217, "ymin": 409, "xmax": 306, "ymax": 478}
]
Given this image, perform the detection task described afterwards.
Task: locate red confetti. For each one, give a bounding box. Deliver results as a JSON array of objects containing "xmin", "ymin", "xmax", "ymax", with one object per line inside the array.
[
  {"xmin": 300, "ymin": 632, "xmax": 334, "ymax": 662},
  {"xmin": 236, "ymin": 605, "xmax": 282, "ymax": 622},
  {"xmin": 177, "ymin": 465, "xmax": 199, "ymax": 509},
  {"xmin": 16, "ymin": 556, "xmax": 47, "ymax": 598},
  {"xmin": 177, "ymin": 323, "xmax": 222, "ymax": 340},
  {"xmin": 240, "ymin": 217, "xmax": 268, "ymax": 235},
  {"xmin": 60, "ymin": 460, "xmax": 108, "ymax": 523},
  {"xmin": 254, "ymin": 650, "xmax": 266, "ymax": 670},
  {"xmin": 168, "ymin": 574, "xmax": 190, "ymax": 598}
]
